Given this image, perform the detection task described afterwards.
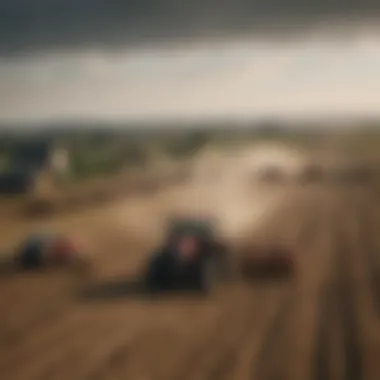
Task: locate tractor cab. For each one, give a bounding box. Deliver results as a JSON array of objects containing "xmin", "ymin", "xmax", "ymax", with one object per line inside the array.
[{"xmin": 165, "ymin": 218, "xmax": 217, "ymax": 260}]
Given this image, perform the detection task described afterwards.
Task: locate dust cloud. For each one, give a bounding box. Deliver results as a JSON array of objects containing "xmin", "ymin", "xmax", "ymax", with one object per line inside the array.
[{"xmin": 169, "ymin": 143, "xmax": 307, "ymax": 242}]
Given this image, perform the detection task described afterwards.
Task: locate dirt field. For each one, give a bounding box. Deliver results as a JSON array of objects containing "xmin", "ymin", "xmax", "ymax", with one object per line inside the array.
[{"xmin": 1, "ymin": 152, "xmax": 380, "ymax": 380}]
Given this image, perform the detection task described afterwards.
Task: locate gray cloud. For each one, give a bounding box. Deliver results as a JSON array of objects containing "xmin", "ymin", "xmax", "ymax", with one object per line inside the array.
[
  {"xmin": 1, "ymin": 40, "xmax": 380, "ymax": 122},
  {"xmin": 1, "ymin": 0, "xmax": 380, "ymax": 55}
]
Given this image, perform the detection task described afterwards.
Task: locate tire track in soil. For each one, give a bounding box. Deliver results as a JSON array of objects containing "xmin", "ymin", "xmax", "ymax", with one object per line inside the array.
[
  {"xmin": 333, "ymin": 189, "xmax": 363, "ymax": 380},
  {"xmin": 248, "ymin": 289, "xmax": 295, "ymax": 380},
  {"xmin": 3, "ymin": 301, "xmax": 165, "ymax": 380},
  {"xmin": 311, "ymin": 186, "xmax": 343, "ymax": 380},
  {"xmin": 165, "ymin": 286, "xmax": 288, "ymax": 380},
  {"xmin": 353, "ymin": 186, "xmax": 380, "ymax": 318},
  {"xmin": 311, "ymin": 183, "xmax": 366, "ymax": 380},
  {"xmin": 52, "ymin": 296, "xmax": 231, "ymax": 380},
  {"xmin": 0, "ymin": 310, "xmax": 131, "ymax": 380},
  {"xmin": 341, "ymin": 186, "xmax": 380, "ymax": 380},
  {"xmin": 41, "ymin": 315, "xmax": 149, "ymax": 380},
  {"xmin": 208, "ymin": 287, "xmax": 293, "ymax": 380},
  {"xmin": 251, "ymin": 187, "xmax": 332, "ymax": 380},
  {"xmin": 280, "ymin": 187, "xmax": 336, "ymax": 380},
  {"xmin": 314, "ymin": 283, "xmax": 334, "ymax": 380},
  {"xmin": 86, "ymin": 329, "xmax": 155, "ymax": 380},
  {"xmin": 93, "ymin": 295, "xmax": 241, "ymax": 380},
  {"xmin": 93, "ymin": 290, "xmax": 258, "ymax": 380}
]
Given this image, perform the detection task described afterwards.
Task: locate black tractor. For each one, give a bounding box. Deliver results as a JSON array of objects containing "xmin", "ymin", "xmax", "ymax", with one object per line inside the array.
[{"xmin": 143, "ymin": 218, "xmax": 231, "ymax": 294}]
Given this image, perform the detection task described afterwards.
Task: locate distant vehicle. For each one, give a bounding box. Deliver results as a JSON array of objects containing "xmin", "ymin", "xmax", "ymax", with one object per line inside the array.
[
  {"xmin": 143, "ymin": 218, "xmax": 231, "ymax": 294},
  {"xmin": 12, "ymin": 232, "xmax": 91, "ymax": 272},
  {"xmin": 256, "ymin": 166, "xmax": 284, "ymax": 183},
  {"xmin": 298, "ymin": 164, "xmax": 324, "ymax": 183},
  {"xmin": 237, "ymin": 243, "xmax": 296, "ymax": 279},
  {"xmin": 331, "ymin": 164, "xmax": 373, "ymax": 184}
]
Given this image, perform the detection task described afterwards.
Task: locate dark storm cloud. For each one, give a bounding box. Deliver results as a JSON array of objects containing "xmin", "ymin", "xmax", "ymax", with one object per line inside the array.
[{"xmin": 0, "ymin": 0, "xmax": 379, "ymax": 55}]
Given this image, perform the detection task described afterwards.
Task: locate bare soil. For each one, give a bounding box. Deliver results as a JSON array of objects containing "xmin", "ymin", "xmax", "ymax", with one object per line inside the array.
[{"xmin": 0, "ymin": 159, "xmax": 379, "ymax": 380}]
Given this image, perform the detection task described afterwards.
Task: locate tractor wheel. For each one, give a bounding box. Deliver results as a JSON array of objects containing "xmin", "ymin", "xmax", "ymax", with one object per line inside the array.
[{"xmin": 194, "ymin": 259, "xmax": 218, "ymax": 294}]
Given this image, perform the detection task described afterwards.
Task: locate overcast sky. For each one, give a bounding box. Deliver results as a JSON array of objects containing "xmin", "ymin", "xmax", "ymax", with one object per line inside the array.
[{"xmin": 1, "ymin": 0, "xmax": 380, "ymax": 124}]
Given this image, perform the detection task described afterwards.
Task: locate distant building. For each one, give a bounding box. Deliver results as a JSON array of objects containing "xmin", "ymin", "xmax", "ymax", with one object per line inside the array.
[{"xmin": 0, "ymin": 138, "xmax": 71, "ymax": 195}]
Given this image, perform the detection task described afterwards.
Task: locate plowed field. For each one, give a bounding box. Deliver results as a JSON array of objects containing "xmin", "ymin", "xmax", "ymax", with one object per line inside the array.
[{"xmin": 1, "ymin": 161, "xmax": 380, "ymax": 380}]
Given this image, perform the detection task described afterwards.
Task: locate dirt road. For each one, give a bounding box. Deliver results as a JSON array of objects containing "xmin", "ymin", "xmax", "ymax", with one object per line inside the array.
[{"xmin": 0, "ymin": 167, "xmax": 380, "ymax": 380}]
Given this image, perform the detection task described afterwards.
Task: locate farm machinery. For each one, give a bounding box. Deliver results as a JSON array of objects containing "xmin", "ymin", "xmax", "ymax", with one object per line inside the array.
[
  {"xmin": 142, "ymin": 217, "xmax": 296, "ymax": 294},
  {"xmin": 4, "ymin": 232, "xmax": 92, "ymax": 273}
]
